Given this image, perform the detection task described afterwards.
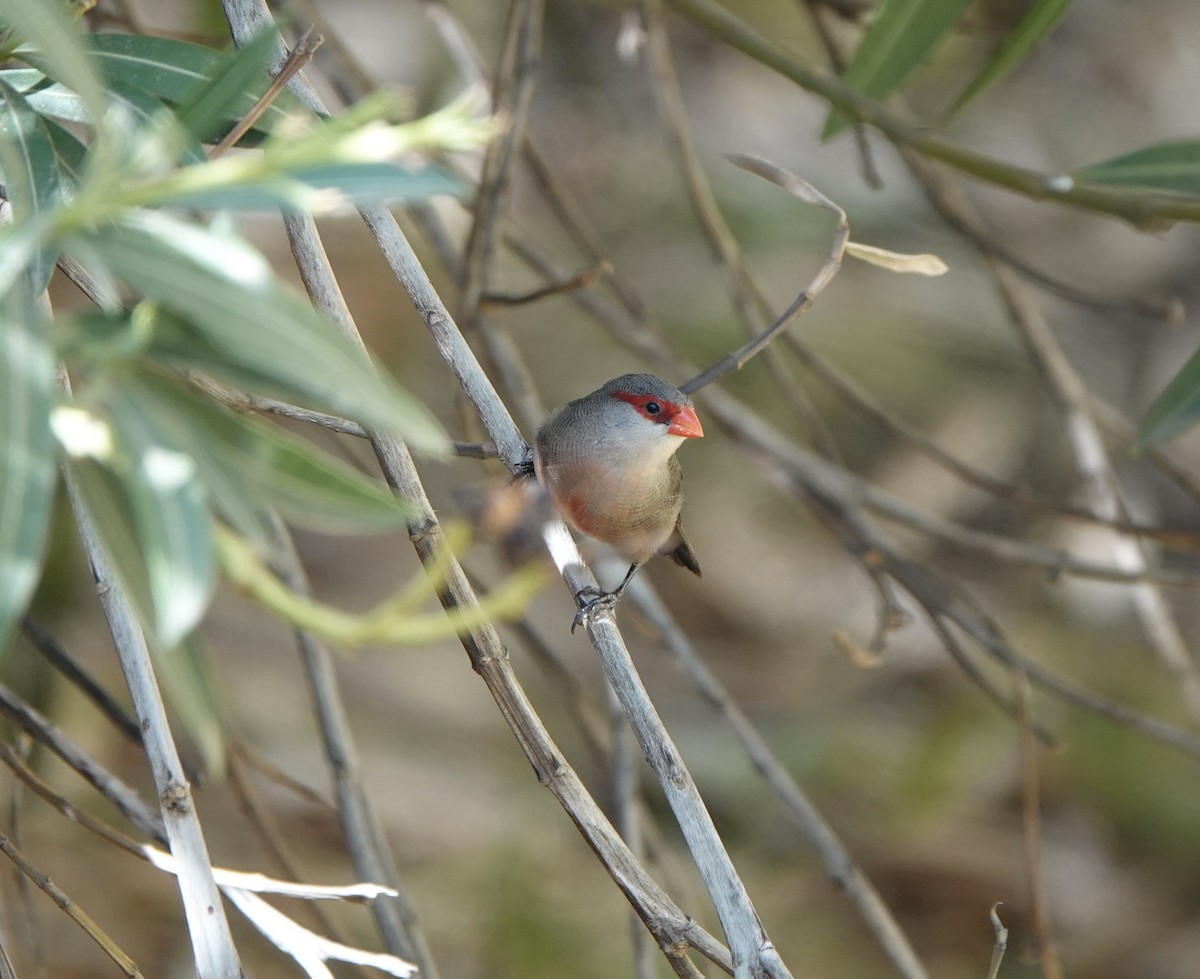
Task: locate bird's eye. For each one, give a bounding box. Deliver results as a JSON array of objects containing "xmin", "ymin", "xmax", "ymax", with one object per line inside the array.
[{"xmin": 644, "ymin": 401, "xmax": 662, "ymax": 415}]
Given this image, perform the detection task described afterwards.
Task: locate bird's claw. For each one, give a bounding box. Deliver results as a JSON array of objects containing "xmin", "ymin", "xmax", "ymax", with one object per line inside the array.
[{"xmin": 571, "ymin": 587, "xmax": 617, "ymax": 634}]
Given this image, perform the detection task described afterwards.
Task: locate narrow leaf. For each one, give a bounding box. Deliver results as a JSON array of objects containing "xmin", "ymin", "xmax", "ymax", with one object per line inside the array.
[
  {"xmin": 0, "ymin": 0, "xmax": 107, "ymax": 123},
  {"xmin": 162, "ymin": 161, "xmax": 464, "ymax": 212},
  {"xmin": 823, "ymin": 0, "xmax": 974, "ymax": 139},
  {"xmin": 1138, "ymin": 346, "xmax": 1200, "ymax": 448},
  {"xmin": 0, "ymin": 79, "xmax": 63, "ymax": 290},
  {"xmin": 105, "ymin": 386, "xmax": 216, "ymax": 648},
  {"xmin": 1074, "ymin": 141, "xmax": 1200, "ymax": 196},
  {"xmin": 86, "ymin": 33, "xmax": 302, "ymax": 136},
  {"xmin": 66, "ymin": 457, "xmax": 157, "ymax": 631},
  {"xmin": 0, "ymin": 68, "xmax": 86, "ymax": 123},
  {"xmin": 156, "ymin": 636, "xmax": 227, "ymax": 778},
  {"xmin": 944, "ymin": 0, "xmax": 1075, "ymax": 120},
  {"xmin": 126, "ymin": 370, "xmax": 409, "ymax": 536},
  {"xmin": 845, "ymin": 240, "xmax": 948, "ymax": 275},
  {"xmin": 64, "ymin": 212, "xmax": 447, "ymax": 452},
  {"xmin": 172, "ymin": 28, "xmax": 279, "ymax": 144},
  {"xmin": 0, "ymin": 294, "xmax": 56, "ymax": 654}
]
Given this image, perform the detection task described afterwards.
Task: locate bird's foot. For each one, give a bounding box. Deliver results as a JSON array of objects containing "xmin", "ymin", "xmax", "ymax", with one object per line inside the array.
[
  {"xmin": 508, "ymin": 454, "xmax": 536, "ymax": 484},
  {"xmin": 571, "ymin": 587, "xmax": 620, "ymax": 634}
]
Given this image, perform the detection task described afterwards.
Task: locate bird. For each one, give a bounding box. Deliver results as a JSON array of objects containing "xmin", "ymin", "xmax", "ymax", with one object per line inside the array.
[{"xmin": 530, "ymin": 373, "xmax": 703, "ymax": 630}]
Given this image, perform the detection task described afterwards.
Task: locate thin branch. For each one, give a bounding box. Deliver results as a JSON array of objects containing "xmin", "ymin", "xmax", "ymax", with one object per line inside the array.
[
  {"xmin": 208, "ymin": 26, "xmax": 323, "ymax": 159},
  {"xmin": 20, "ymin": 616, "xmax": 141, "ymax": 747},
  {"xmin": 625, "ymin": 577, "xmax": 933, "ymax": 979},
  {"xmin": 897, "ymin": 148, "xmax": 1200, "ymax": 719},
  {"xmin": 681, "ymin": 155, "xmax": 848, "ymax": 394},
  {"xmin": 268, "ymin": 514, "xmax": 440, "ymax": 976},
  {"xmin": 607, "ymin": 683, "xmax": 657, "ymax": 979},
  {"xmin": 0, "ymin": 833, "xmax": 145, "ymax": 978},
  {"xmin": 479, "ymin": 260, "xmax": 610, "ymax": 308},
  {"xmin": 0, "ymin": 683, "xmax": 163, "ymax": 841},
  {"xmin": 454, "ymin": 0, "xmax": 548, "ymax": 434},
  {"xmin": 62, "ymin": 443, "xmax": 242, "ymax": 978},
  {"xmin": 638, "ymin": 1, "xmax": 844, "ymax": 456}
]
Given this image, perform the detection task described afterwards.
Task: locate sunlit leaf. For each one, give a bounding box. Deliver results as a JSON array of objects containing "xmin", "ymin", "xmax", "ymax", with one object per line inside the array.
[
  {"xmin": 0, "ymin": 79, "xmax": 64, "ymax": 290},
  {"xmin": 0, "ymin": 0, "xmax": 107, "ymax": 123},
  {"xmin": 943, "ymin": 0, "xmax": 1075, "ymax": 120},
  {"xmin": 162, "ymin": 161, "xmax": 464, "ymax": 211},
  {"xmin": 1074, "ymin": 141, "xmax": 1200, "ymax": 196},
  {"xmin": 64, "ymin": 212, "xmax": 447, "ymax": 452},
  {"xmin": 1138, "ymin": 346, "xmax": 1200, "ymax": 449},
  {"xmin": 823, "ymin": 0, "xmax": 974, "ymax": 139},
  {"xmin": 105, "ymin": 385, "xmax": 215, "ymax": 648},
  {"xmin": 0, "ymin": 293, "xmax": 56, "ymax": 655}
]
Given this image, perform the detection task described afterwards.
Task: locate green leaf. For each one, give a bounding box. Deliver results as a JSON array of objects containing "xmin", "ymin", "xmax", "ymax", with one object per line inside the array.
[
  {"xmin": 943, "ymin": 0, "xmax": 1075, "ymax": 120},
  {"xmin": 1074, "ymin": 141, "xmax": 1200, "ymax": 196},
  {"xmin": 64, "ymin": 211, "xmax": 447, "ymax": 452},
  {"xmin": 0, "ymin": 293, "xmax": 56, "ymax": 654},
  {"xmin": 0, "ymin": 0, "xmax": 107, "ymax": 123},
  {"xmin": 162, "ymin": 161, "xmax": 464, "ymax": 211},
  {"xmin": 104, "ymin": 384, "xmax": 216, "ymax": 648},
  {"xmin": 0, "ymin": 68, "xmax": 86, "ymax": 123},
  {"xmin": 156, "ymin": 636, "xmax": 227, "ymax": 779},
  {"xmin": 86, "ymin": 33, "xmax": 303, "ymax": 137},
  {"xmin": 124, "ymin": 371, "xmax": 409, "ymax": 535},
  {"xmin": 67, "ymin": 457, "xmax": 157, "ymax": 631},
  {"xmin": 172, "ymin": 28, "xmax": 279, "ymax": 144},
  {"xmin": 1138, "ymin": 345, "xmax": 1200, "ymax": 448},
  {"xmin": 822, "ymin": 0, "xmax": 974, "ymax": 139},
  {"xmin": 0, "ymin": 79, "xmax": 65, "ymax": 290}
]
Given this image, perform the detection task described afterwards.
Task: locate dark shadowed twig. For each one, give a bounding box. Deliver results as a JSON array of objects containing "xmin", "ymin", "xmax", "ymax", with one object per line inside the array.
[{"xmin": 21, "ymin": 617, "xmax": 142, "ymax": 746}]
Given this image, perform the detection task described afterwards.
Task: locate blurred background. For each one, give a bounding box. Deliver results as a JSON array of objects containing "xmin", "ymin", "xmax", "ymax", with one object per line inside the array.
[{"xmin": 16, "ymin": 0, "xmax": 1200, "ymax": 976}]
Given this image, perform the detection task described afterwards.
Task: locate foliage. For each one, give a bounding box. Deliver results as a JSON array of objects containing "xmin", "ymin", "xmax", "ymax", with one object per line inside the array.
[{"xmin": 0, "ymin": 2, "xmax": 515, "ymax": 757}]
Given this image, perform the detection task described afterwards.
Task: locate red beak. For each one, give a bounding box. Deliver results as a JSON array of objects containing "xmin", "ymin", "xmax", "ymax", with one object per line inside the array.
[{"xmin": 668, "ymin": 404, "xmax": 704, "ymax": 439}]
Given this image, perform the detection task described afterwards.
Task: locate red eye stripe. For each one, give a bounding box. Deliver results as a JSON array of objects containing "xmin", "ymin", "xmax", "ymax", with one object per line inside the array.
[{"xmin": 610, "ymin": 390, "xmax": 675, "ymax": 421}]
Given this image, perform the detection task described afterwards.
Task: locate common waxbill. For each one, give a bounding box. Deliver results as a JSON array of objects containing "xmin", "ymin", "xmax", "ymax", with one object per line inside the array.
[{"xmin": 531, "ymin": 373, "xmax": 703, "ymax": 629}]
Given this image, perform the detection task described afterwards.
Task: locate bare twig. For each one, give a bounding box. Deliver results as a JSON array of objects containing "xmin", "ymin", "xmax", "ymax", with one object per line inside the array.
[
  {"xmin": 681, "ymin": 155, "xmax": 848, "ymax": 395},
  {"xmin": 209, "ymin": 26, "xmax": 323, "ymax": 159},
  {"xmin": 479, "ymin": 260, "xmax": 610, "ymax": 308},
  {"xmin": 638, "ymin": 1, "xmax": 843, "ymax": 456},
  {"xmin": 63, "ymin": 444, "xmax": 242, "ymax": 977},
  {"xmin": 21, "ymin": 616, "xmax": 142, "ymax": 747},
  {"xmin": 626, "ymin": 577, "xmax": 933, "ymax": 979},
  {"xmin": 0, "ymin": 833, "xmax": 145, "ymax": 978},
  {"xmin": 0, "ymin": 682, "xmax": 163, "ymax": 841},
  {"xmin": 454, "ymin": 0, "xmax": 548, "ymax": 434}
]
